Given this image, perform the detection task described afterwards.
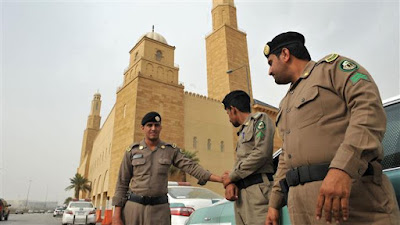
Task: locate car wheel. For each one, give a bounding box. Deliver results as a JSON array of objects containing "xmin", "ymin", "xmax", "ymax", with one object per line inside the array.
[
  {"xmin": 53, "ymin": 215, "xmax": 56, "ymax": 217},
  {"xmin": 0, "ymin": 211, "xmax": 3, "ymax": 221}
]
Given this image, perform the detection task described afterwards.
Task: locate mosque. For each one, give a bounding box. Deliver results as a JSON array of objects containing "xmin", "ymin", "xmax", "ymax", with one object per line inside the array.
[{"xmin": 77, "ymin": 0, "xmax": 281, "ymax": 210}]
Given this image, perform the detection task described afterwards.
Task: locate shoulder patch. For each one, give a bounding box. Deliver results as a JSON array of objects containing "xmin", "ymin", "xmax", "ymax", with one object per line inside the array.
[
  {"xmin": 325, "ymin": 53, "xmax": 339, "ymax": 63},
  {"xmin": 256, "ymin": 121, "xmax": 266, "ymax": 130},
  {"xmin": 126, "ymin": 143, "xmax": 139, "ymax": 152},
  {"xmin": 339, "ymin": 59, "xmax": 359, "ymax": 72}
]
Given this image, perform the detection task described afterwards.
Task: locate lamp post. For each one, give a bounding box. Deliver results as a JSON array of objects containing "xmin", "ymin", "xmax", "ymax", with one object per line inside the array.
[
  {"xmin": 226, "ymin": 65, "xmax": 252, "ymax": 101},
  {"xmin": 25, "ymin": 180, "xmax": 32, "ymax": 210}
]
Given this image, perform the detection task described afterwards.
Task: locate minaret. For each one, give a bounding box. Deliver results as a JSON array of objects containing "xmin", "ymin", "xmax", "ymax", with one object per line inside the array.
[
  {"xmin": 109, "ymin": 30, "xmax": 184, "ymax": 197},
  {"xmin": 206, "ymin": 0, "xmax": 253, "ymax": 101},
  {"xmin": 79, "ymin": 92, "xmax": 102, "ymax": 177},
  {"xmin": 86, "ymin": 92, "xmax": 102, "ymax": 130}
]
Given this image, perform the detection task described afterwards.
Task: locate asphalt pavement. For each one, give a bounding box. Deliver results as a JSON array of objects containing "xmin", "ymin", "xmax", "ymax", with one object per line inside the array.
[{"xmin": 1, "ymin": 213, "xmax": 102, "ymax": 225}]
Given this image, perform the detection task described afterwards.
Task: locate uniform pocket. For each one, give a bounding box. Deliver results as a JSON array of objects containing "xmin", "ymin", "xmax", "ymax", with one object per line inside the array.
[
  {"xmin": 254, "ymin": 182, "xmax": 271, "ymax": 205},
  {"xmin": 294, "ymin": 87, "xmax": 323, "ymax": 129},
  {"xmin": 131, "ymin": 158, "xmax": 146, "ymax": 175},
  {"xmin": 158, "ymin": 158, "xmax": 172, "ymax": 174}
]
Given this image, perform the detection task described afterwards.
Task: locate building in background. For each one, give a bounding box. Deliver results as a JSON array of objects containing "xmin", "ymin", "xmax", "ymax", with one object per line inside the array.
[{"xmin": 77, "ymin": 0, "xmax": 281, "ymax": 211}]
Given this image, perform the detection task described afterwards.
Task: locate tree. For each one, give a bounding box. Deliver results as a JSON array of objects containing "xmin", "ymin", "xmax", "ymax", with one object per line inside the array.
[
  {"xmin": 65, "ymin": 173, "xmax": 91, "ymax": 199},
  {"xmin": 64, "ymin": 197, "xmax": 73, "ymax": 206},
  {"xmin": 169, "ymin": 149, "xmax": 200, "ymax": 182}
]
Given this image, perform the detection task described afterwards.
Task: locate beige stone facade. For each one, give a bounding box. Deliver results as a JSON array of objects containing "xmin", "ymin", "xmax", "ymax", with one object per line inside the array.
[{"xmin": 77, "ymin": 0, "xmax": 281, "ymax": 210}]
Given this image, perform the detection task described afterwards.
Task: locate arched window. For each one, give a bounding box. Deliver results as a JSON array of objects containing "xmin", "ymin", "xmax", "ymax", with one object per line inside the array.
[
  {"xmin": 193, "ymin": 137, "xmax": 197, "ymax": 149},
  {"xmin": 207, "ymin": 139, "xmax": 211, "ymax": 150}
]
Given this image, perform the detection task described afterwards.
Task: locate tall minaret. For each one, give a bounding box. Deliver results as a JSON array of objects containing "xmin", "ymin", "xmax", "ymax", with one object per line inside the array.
[
  {"xmin": 206, "ymin": 0, "xmax": 253, "ymax": 101},
  {"xmin": 79, "ymin": 92, "xmax": 102, "ymax": 177}
]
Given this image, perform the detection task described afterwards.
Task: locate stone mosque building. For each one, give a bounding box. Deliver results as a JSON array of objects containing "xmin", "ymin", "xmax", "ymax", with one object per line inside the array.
[{"xmin": 77, "ymin": 0, "xmax": 281, "ymax": 210}]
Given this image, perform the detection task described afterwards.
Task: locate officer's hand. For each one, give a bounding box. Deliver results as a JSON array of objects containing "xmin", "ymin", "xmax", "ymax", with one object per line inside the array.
[
  {"xmin": 112, "ymin": 216, "xmax": 124, "ymax": 225},
  {"xmin": 225, "ymin": 183, "xmax": 238, "ymax": 201},
  {"xmin": 222, "ymin": 171, "xmax": 232, "ymax": 188},
  {"xmin": 265, "ymin": 207, "xmax": 279, "ymax": 225},
  {"xmin": 316, "ymin": 168, "xmax": 352, "ymax": 224}
]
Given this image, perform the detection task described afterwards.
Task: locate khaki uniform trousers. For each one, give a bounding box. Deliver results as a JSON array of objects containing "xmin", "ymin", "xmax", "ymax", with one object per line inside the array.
[
  {"xmin": 287, "ymin": 174, "xmax": 400, "ymax": 225},
  {"xmin": 234, "ymin": 175, "xmax": 272, "ymax": 225},
  {"xmin": 123, "ymin": 201, "xmax": 170, "ymax": 225}
]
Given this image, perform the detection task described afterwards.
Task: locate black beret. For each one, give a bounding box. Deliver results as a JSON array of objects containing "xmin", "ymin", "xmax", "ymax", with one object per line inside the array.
[
  {"xmin": 264, "ymin": 31, "xmax": 306, "ymax": 58},
  {"xmin": 141, "ymin": 111, "xmax": 161, "ymax": 126}
]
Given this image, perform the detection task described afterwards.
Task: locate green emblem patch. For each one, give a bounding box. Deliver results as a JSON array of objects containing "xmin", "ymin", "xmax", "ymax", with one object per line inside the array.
[
  {"xmin": 256, "ymin": 121, "xmax": 266, "ymax": 130},
  {"xmin": 256, "ymin": 131, "xmax": 265, "ymax": 139},
  {"xmin": 350, "ymin": 72, "xmax": 369, "ymax": 84},
  {"xmin": 340, "ymin": 60, "xmax": 359, "ymax": 72}
]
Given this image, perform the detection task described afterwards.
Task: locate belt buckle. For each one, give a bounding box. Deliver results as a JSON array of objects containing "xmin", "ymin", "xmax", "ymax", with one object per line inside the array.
[{"xmin": 142, "ymin": 196, "xmax": 151, "ymax": 205}]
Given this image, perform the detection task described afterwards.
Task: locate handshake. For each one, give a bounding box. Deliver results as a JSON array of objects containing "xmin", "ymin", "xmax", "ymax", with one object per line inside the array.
[{"xmin": 220, "ymin": 171, "xmax": 238, "ymax": 201}]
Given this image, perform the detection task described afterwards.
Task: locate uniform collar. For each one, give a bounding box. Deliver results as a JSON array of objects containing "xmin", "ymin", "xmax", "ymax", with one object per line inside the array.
[
  {"xmin": 237, "ymin": 113, "xmax": 255, "ymax": 136},
  {"xmin": 289, "ymin": 60, "xmax": 316, "ymax": 91},
  {"xmin": 139, "ymin": 139, "xmax": 164, "ymax": 150}
]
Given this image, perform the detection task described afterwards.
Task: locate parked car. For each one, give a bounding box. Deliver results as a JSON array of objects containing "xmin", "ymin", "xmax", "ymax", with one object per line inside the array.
[
  {"xmin": 61, "ymin": 199, "xmax": 96, "ymax": 225},
  {"xmin": 168, "ymin": 181, "xmax": 223, "ymax": 225},
  {"xmin": 0, "ymin": 198, "xmax": 11, "ymax": 221},
  {"xmin": 53, "ymin": 206, "xmax": 65, "ymax": 217},
  {"xmin": 46, "ymin": 209, "xmax": 53, "ymax": 213},
  {"xmin": 186, "ymin": 95, "xmax": 400, "ymax": 225},
  {"xmin": 15, "ymin": 209, "xmax": 24, "ymax": 214}
]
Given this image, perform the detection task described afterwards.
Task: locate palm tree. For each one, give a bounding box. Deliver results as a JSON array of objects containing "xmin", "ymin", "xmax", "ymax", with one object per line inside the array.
[
  {"xmin": 169, "ymin": 149, "xmax": 200, "ymax": 182},
  {"xmin": 65, "ymin": 173, "xmax": 91, "ymax": 199},
  {"xmin": 64, "ymin": 197, "xmax": 73, "ymax": 206}
]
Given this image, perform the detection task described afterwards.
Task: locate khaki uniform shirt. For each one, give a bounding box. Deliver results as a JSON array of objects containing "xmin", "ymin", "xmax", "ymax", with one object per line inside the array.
[
  {"xmin": 269, "ymin": 54, "xmax": 386, "ymax": 209},
  {"xmin": 112, "ymin": 139, "xmax": 212, "ymax": 207},
  {"xmin": 229, "ymin": 112, "xmax": 275, "ymax": 182}
]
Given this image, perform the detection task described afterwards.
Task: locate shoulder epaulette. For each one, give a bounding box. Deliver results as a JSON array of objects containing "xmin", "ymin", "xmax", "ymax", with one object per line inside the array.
[
  {"xmin": 253, "ymin": 112, "xmax": 263, "ymax": 120},
  {"xmin": 325, "ymin": 53, "xmax": 339, "ymax": 63},
  {"xmin": 165, "ymin": 143, "xmax": 177, "ymax": 149},
  {"xmin": 126, "ymin": 143, "xmax": 140, "ymax": 152},
  {"xmin": 318, "ymin": 53, "xmax": 339, "ymax": 65}
]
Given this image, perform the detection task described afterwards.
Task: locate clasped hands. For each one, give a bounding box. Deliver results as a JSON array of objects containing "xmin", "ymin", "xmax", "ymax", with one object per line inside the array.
[{"xmin": 222, "ymin": 171, "xmax": 238, "ymax": 201}]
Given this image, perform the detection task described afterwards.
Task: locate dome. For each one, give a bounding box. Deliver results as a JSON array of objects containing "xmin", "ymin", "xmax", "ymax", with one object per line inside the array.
[{"xmin": 138, "ymin": 31, "xmax": 168, "ymax": 45}]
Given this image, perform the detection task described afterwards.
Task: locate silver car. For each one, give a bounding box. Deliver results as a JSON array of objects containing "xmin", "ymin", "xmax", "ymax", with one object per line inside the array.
[{"xmin": 61, "ymin": 200, "xmax": 96, "ymax": 225}]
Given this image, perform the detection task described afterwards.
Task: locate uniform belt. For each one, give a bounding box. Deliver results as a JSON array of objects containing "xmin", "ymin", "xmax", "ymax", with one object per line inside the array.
[
  {"xmin": 127, "ymin": 192, "xmax": 168, "ymax": 205},
  {"xmin": 285, "ymin": 163, "xmax": 374, "ymax": 187},
  {"xmin": 235, "ymin": 173, "xmax": 274, "ymax": 190}
]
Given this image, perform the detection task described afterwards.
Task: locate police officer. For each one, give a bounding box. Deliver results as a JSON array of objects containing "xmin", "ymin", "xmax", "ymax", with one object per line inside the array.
[
  {"xmin": 112, "ymin": 112, "xmax": 222, "ymax": 225},
  {"xmin": 221, "ymin": 90, "xmax": 275, "ymax": 225},
  {"xmin": 263, "ymin": 31, "xmax": 400, "ymax": 225}
]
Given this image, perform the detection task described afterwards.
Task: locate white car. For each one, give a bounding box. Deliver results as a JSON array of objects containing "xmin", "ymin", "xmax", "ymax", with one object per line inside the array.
[
  {"xmin": 61, "ymin": 200, "xmax": 96, "ymax": 225},
  {"xmin": 168, "ymin": 182, "xmax": 223, "ymax": 225},
  {"xmin": 53, "ymin": 206, "xmax": 65, "ymax": 217}
]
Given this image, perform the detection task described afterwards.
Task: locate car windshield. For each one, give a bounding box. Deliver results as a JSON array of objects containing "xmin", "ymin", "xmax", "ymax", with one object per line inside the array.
[
  {"xmin": 168, "ymin": 187, "xmax": 222, "ymax": 199},
  {"xmin": 69, "ymin": 202, "xmax": 93, "ymax": 208}
]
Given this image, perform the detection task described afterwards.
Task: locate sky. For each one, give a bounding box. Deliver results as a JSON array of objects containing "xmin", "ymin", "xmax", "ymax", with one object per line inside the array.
[{"xmin": 1, "ymin": 0, "xmax": 399, "ymax": 205}]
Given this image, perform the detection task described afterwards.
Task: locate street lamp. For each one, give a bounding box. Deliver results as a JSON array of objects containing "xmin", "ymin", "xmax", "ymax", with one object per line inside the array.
[
  {"xmin": 226, "ymin": 65, "xmax": 252, "ymax": 101},
  {"xmin": 25, "ymin": 180, "xmax": 32, "ymax": 210}
]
